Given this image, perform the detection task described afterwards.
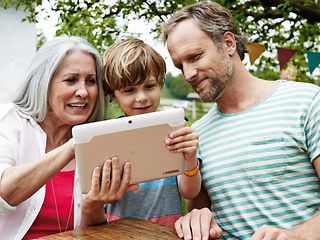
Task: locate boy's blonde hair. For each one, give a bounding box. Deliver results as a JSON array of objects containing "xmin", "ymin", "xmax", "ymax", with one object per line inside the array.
[{"xmin": 103, "ymin": 37, "xmax": 166, "ymax": 96}]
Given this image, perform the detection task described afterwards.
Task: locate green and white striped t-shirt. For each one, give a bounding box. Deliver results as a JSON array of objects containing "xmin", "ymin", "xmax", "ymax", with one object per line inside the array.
[{"xmin": 193, "ymin": 80, "xmax": 320, "ymax": 239}]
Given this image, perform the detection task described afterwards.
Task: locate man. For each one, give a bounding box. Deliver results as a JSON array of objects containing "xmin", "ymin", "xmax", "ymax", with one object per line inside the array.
[{"xmin": 163, "ymin": 2, "xmax": 320, "ymax": 240}]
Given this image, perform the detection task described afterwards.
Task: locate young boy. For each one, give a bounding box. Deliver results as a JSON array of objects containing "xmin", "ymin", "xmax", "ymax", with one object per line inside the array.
[{"xmin": 103, "ymin": 37, "xmax": 201, "ymax": 226}]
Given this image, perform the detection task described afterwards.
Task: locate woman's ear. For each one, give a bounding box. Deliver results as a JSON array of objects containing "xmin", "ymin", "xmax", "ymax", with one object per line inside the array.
[{"xmin": 222, "ymin": 31, "xmax": 237, "ymax": 56}]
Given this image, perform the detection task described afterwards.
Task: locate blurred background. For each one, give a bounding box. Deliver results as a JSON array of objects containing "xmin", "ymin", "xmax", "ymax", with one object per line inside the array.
[{"xmin": 1, "ymin": 0, "xmax": 319, "ymax": 123}]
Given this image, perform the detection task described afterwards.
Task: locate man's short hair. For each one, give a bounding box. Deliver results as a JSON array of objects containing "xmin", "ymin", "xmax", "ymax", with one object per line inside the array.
[{"xmin": 162, "ymin": 1, "xmax": 248, "ymax": 60}]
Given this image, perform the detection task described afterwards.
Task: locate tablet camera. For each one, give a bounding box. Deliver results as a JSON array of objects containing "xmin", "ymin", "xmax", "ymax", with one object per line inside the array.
[{"xmin": 128, "ymin": 120, "xmax": 133, "ymax": 124}]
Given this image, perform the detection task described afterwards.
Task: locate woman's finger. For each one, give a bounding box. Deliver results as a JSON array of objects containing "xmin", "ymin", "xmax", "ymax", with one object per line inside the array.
[
  {"xmin": 89, "ymin": 166, "xmax": 102, "ymax": 196},
  {"xmin": 108, "ymin": 157, "xmax": 122, "ymax": 197},
  {"xmin": 100, "ymin": 159, "xmax": 112, "ymax": 194},
  {"xmin": 116, "ymin": 161, "xmax": 132, "ymax": 197}
]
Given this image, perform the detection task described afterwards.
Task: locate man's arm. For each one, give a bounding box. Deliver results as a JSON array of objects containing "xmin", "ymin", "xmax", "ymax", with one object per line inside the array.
[
  {"xmin": 251, "ymin": 156, "xmax": 320, "ymax": 240},
  {"xmin": 291, "ymin": 156, "xmax": 320, "ymax": 240}
]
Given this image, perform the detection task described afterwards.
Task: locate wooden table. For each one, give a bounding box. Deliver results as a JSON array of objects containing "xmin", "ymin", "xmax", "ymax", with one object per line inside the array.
[{"xmin": 39, "ymin": 218, "xmax": 179, "ymax": 239}]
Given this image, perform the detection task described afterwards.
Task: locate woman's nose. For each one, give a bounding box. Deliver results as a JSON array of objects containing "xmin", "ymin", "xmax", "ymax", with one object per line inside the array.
[{"xmin": 75, "ymin": 85, "xmax": 88, "ymax": 98}]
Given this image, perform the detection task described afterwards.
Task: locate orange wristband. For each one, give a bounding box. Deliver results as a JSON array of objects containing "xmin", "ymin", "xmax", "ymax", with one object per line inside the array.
[{"xmin": 184, "ymin": 161, "xmax": 200, "ymax": 177}]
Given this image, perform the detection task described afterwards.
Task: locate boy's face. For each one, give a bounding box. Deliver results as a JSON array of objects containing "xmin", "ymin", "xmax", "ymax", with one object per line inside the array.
[{"xmin": 114, "ymin": 76, "xmax": 161, "ymax": 116}]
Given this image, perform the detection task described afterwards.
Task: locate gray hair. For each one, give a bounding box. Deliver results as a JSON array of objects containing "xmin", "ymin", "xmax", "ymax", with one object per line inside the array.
[
  {"xmin": 162, "ymin": 1, "xmax": 248, "ymax": 60},
  {"xmin": 11, "ymin": 36, "xmax": 106, "ymax": 123}
]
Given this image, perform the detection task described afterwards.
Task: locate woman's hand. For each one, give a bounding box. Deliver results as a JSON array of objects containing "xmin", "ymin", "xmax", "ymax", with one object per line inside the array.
[
  {"xmin": 80, "ymin": 156, "xmax": 138, "ymax": 226},
  {"xmin": 86, "ymin": 156, "xmax": 135, "ymax": 204}
]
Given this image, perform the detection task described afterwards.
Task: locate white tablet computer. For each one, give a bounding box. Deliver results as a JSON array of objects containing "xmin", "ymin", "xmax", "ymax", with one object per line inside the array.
[{"xmin": 72, "ymin": 108, "xmax": 186, "ymax": 193}]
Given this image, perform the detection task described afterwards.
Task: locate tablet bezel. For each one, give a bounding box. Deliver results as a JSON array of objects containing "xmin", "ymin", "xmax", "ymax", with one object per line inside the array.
[{"xmin": 72, "ymin": 108, "xmax": 186, "ymax": 193}]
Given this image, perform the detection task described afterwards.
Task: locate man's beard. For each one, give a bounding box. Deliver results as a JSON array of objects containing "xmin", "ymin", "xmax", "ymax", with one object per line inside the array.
[
  {"xmin": 198, "ymin": 81, "xmax": 224, "ymax": 102},
  {"xmin": 196, "ymin": 61, "xmax": 233, "ymax": 103}
]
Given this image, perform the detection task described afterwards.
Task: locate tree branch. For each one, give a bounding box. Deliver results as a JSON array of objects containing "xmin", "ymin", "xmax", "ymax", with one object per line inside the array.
[{"xmin": 260, "ymin": 0, "xmax": 320, "ymax": 23}]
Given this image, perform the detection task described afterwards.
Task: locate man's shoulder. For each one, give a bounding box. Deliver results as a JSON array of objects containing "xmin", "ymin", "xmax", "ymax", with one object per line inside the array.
[
  {"xmin": 276, "ymin": 80, "xmax": 320, "ymax": 105},
  {"xmin": 278, "ymin": 80, "xmax": 320, "ymax": 92}
]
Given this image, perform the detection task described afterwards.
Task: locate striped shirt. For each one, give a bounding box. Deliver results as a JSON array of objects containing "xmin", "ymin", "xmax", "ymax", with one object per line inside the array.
[{"xmin": 193, "ymin": 80, "xmax": 320, "ymax": 239}]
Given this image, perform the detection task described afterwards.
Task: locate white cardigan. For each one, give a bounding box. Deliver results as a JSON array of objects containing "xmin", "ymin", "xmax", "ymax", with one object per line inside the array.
[{"xmin": 0, "ymin": 104, "xmax": 82, "ymax": 240}]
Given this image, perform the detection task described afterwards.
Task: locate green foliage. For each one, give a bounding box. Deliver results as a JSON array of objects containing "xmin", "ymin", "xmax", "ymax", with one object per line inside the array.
[
  {"xmin": 164, "ymin": 72, "xmax": 175, "ymax": 89},
  {"xmin": 5, "ymin": 0, "xmax": 320, "ymax": 81},
  {"xmin": 165, "ymin": 73, "xmax": 193, "ymax": 99},
  {"xmin": 54, "ymin": 0, "xmax": 123, "ymax": 53},
  {"xmin": 106, "ymin": 101, "xmax": 124, "ymax": 119},
  {"xmin": 1, "ymin": 0, "xmax": 42, "ymax": 23},
  {"xmin": 252, "ymin": 69, "xmax": 279, "ymax": 81},
  {"xmin": 195, "ymin": 101, "xmax": 205, "ymax": 117},
  {"xmin": 181, "ymin": 197, "xmax": 187, "ymax": 215},
  {"xmin": 160, "ymin": 84, "xmax": 175, "ymax": 99},
  {"xmin": 229, "ymin": 0, "xmax": 320, "ymax": 83},
  {"xmin": 36, "ymin": 29, "xmax": 47, "ymax": 50},
  {"xmin": 0, "ymin": 0, "xmax": 13, "ymax": 8}
]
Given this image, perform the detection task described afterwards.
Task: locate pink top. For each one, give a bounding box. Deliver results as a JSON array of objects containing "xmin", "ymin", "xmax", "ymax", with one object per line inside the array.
[{"xmin": 23, "ymin": 170, "xmax": 75, "ymax": 239}]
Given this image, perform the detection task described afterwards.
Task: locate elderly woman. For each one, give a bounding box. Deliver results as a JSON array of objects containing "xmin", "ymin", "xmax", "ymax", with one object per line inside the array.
[{"xmin": 0, "ymin": 36, "xmax": 131, "ymax": 239}]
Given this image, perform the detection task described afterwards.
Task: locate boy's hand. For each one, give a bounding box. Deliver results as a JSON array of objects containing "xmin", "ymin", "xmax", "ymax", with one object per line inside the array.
[
  {"xmin": 167, "ymin": 126, "xmax": 201, "ymax": 200},
  {"xmin": 165, "ymin": 126, "xmax": 199, "ymax": 161}
]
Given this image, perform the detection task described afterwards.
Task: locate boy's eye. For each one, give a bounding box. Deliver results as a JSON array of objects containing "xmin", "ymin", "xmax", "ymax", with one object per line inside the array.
[
  {"xmin": 145, "ymin": 83, "xmax": 157, "ymax": 89},
  {"xmin": 123, "ymin": 87, "xmax": 135, "ymax": 93}
]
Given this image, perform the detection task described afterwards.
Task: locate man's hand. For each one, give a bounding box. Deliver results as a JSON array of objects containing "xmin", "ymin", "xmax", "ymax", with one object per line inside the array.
[
  {"xmin": 174, "ymin": 208, "xmax": 223, "ymax": 240},
  {"xmin": 251, "ymin": 225, "xmax": 300, "ymax": 240}
]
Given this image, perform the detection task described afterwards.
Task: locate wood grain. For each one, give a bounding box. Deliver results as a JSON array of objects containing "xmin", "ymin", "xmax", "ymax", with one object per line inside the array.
[{"xmin": 39, "ymin": 218, "xmax": 179, "ymax": 239}]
